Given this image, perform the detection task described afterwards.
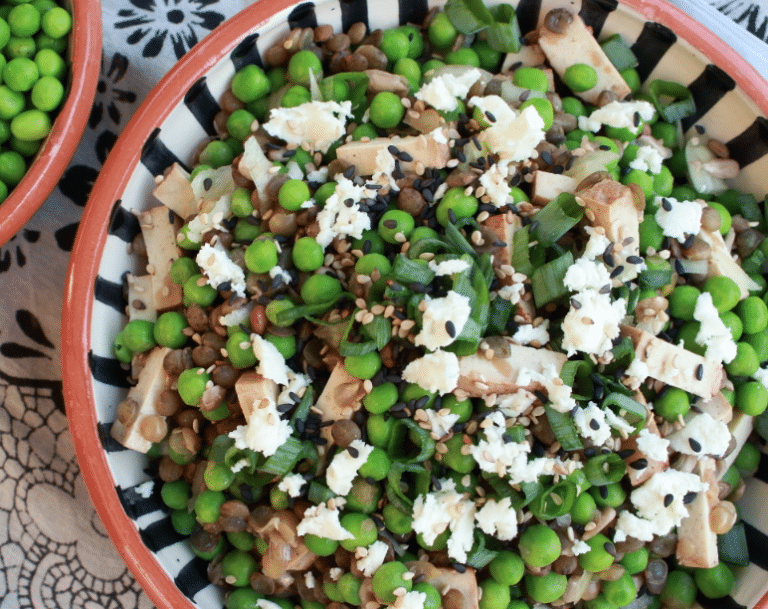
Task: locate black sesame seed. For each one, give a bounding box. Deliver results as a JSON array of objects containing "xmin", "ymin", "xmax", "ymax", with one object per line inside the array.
[
  {"xmin": 276, "ymin": 403, "xmax": 293, "ymax": 413},
  {"xmin": 528, "ymin": 220, "xmax": 539, "ymax": 233},
  {"xmin": 347, "ymin": 446, "xmax": 360, "ymax": 458},
  {"xmin": 203, "ymin": 177, "xmax": 213, "ymax": 191},
  {"xmin": 584, "ymin": 447, "xmax": 597, "ymax": 458},
  {"xmin": 610, "ymin": 265, "xmax": 625, "ymax": 279},
  {"xmin": 552, "ymin": 165, "xmax": 564, "ymax": 174},
  {"xmin": 604, "ymin": 542, "xmax": 617, "ymax": 557},
  {"xmin": 472, "ymin": 136, "xmax": 482, "ymax": 151},
  {"xmin": 689, "ymin": 438, "xmax": 702, "ymax": 452},
  {"xmin": 448, "ymin": 208, "xmax": 458, "ymax": 224},
  {"xmin": 431, "ymin": 476, "xmax": 442, "ymax": 491},
  {"xmin": 695, "ymin": 363, "xmax": 704, "ymax": 380},
  {"xmin": 599, "ymin": 144, "xmax": 611, "ymax": 151},
  {"xmin": 633, "ymin": 111, "xmax": 641, "ymax": 127},
  {"xmin": 626, "ymin": 255, "xmax": 644, "ymax": 265},
  {"xmin": 485, "ymin": 111, "xmax": 496, "ymax": 123},
  {"xmin": 387, "ymin": 144, "xmax": 399, "ymax": 156},
  {"xmin": 217, "ymin": 281, "xmax": 232, "ymax": 292},
  {"xmin": 295, "ymin": 419, "xmax": 305, "ymax": 433},
  {"xmin": 445, "ymin": 320, "xmax": 456, "ymax": 338},
  {"xmin": 619, "ymin": 449, "xmax": 635, "ymax": 459},
  {"xmin": 603, "ymin": 251, "xmax": 616, "ymax": 267},
  {"xmin": 398, "ymin": 151, "xmax": 413, "ymax": 162},
  {"xmin": 282, "ymin": 148, "xmax": 296, "ymax": 158},
  {"xmin": 682, "ymin": 233, "xmax": 696, "ymax": 250},
  {"xmin": 589, "ymin": 418, "xmax": 601, "ymax": 430},
  {"xmin": 343, "ymin": 165, "xmax": 356, "ymax": 179},
  {"xmin": 344, "ymin": 197, "xmax": 355, "ymax": 208},
  {"xmin": 541, "ymin": 150, "xmax": 553, "ymax": 165},
  {"xmin": 663, "ymin": 493, "xmax": 674, "ymax": 507},
  {"xmin": 510, "ymin": 173, "xmax": 521, "ymax": 187},
  {"xmin": 456, "ymin": 150, "xmax": 466, "ymax": 163},
  {"xmin": 599, "ymin": 284, "xmax": 612, "ymax": 295},
  {"xmin": 629, "ymin": 458, "xmax": 648, "ymax": 470},
  {"xmin": 519, "ymin": 89, "xmax": 530, "ymax": 102},
  {"xmin": 452, "ymin": 563, "xmax": 467, "ymax": 573},
  {"xmin": 598, "ymin": 485, "xmax": 608, "ymax": 499},
  {"xmin": 661, "ymin": 197, "xmax": 673, "ymax": 212},
  {"xmin": 383, "ymin": 219, "xmax": 398, "ymax": 229},
  {"xmin": 695, "ymin": 124, "xmax": 706, "ymax": 134},
  {"xmin": 683, "ymin": 491, "xmax": 697, "ymax": 504}
]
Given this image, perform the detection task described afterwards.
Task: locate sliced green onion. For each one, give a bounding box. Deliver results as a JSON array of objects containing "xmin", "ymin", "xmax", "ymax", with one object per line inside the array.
[
  {"xmin": 638, "ymin": 266, "xmax": 673, "ymax": 290},
  {"xmin": 602, "ymin": 392, "xmax": 647, "ymax": 431},
  {"xmin": 465, "ymin": 530, "xmax": 499, "ymax": 569},
  {"xmin": 532, "ymin": 251, "xmax": 574, "ymax": 308},
  {"xmin": 444, "ymin": 0, "xmax": 493, "ymax": 34},
  {"xmin": 224, "ymin": 445, "xmax": 260, "ymax": 475},
  {"xmin": 444, "ymin": 219, "xmax": 478, "ymax": 258},
  {"xmin": 390, "ymin": 253, "xmax": 436, "ymax": 285},
  {"xmin": 600, "ymin": 34, "xmax": 638, "ymax": 71},
  {"xmin": 259, "ymin": 436, "xmax": 307, "ymax": 476},
  {"xmin": 210, "ymin": 434, "xmax": 235, "ymax": 463},
  {"xmin": 308, "ymin": 479, "xmax": 336, "ymax": 504},
  {"xmin": 362, "ymin": 315, "xmax": 392, "ymax": 349},
  {"xmin": 560, "ymin": 359, "xmax": 594, "ymax": 401},
  {"xmin": 530, "ymin": 480, "xmax": 577, "ymax": 519},
  {"xmin": 486, "ymin": 4, "xmax": 521, "ymax": 53},
  {"xmin": 390, "ymin": 418, "xmax": 436, "ymax": 463},
  {"xmin": 545, "ymin": 403, "xmax": 583, "ymax": 451},
  {"xmin": 290, "ymin": 386, "xmax": 314, "ymax": 426},
  {"xmin": 275, "ymin": 296, "xmax": 343, "ymax": 325},
  {"xmin": 520, "ymin": 480, "xmax": 545, "ymax": 506},
  {"xmin": 383, "ymin": 282, "xmax": 411, "ymax": 306},
  {"xmin": 488, "ymin": 295, "xmax": 513, "ymax": 334},
  {"xmin": 603, "ymin": 336, "xmax": 635, "ymax": 376},
  {"xmin": 531, "ymin": 193, "xmax": 584, "ymax": 248},
  {"xmin": 718, "ymin": 522, "xmax": 750, "ymax": 566},
  {"xmin": 407, "ymin": 238, "xmax": 450, "ymax": 260},
  {"xmin": 584, "ymin": 453, "xmax": 627, "ymax": 486},
  {"xmin": 648, "ymin": 79, "xmax": 696, "ymax": 123},
  {"xmin": 512, "ymin": 226, "xmax": 533, "ymax": 276},
  {"xmin": 484, "ymin": 473, "xmax": 518, "ymax": 499},
  {"xmin": 386, "ymin": 462, "xmax": 428, "ymax": 512}
]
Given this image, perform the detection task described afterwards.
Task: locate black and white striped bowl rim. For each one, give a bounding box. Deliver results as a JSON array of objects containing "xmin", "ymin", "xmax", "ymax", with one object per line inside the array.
[{"xmin": 81, "ymin": 0, "xmax": 768, "ymax": 607}]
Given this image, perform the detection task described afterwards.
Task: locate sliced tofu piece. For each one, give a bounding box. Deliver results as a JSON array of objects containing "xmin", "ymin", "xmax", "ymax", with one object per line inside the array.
[
  {"xmin": 335, "ymin": 131, "xmax": 451, "ymax": 176},
  {"xmin": 622, "ymin": 416, "xmax": 668, "ymax": 486},
  {"xmin": 314, "ymin": 362, "xmax": 367, "ymax": 447},
  {"xmin": 620, "ymin": 325, "xmax": 724, "ymax": 399},
  {"xmin": 697, "ymin": 228, "xmax": 760, "ymax": 299},
  {"xmin": 579, "ymin": 180, "xmax": 641, "ymax": 283},
  {"xmin": 139, "ymin": 205, "xmax": 183, "ymax": 311},
  {"xmin": 677, "ymin": 457, "xmax": 719, "ymax": 568},
  {"xmin": 403, "ymin": 107, "xmax": 447, "ymax": 134},
  {"xmin": 501, "ymin": 44, "xmax": 547, "ymax": 72},
  {"xmin": 695, "ymin": 392, "xmax": 733, "ymax": 424},
  {"xmin": 531, "ymin": 171, "xmax": 577, "ymax": 205},
  {"xmin": 364, "ymin": 69, "xmax": 410, "ymax": 95},
  {"xmin": 537, "ymin": 10, "xmax": 631, "ymax": 105},
  {"xmin": 152, "ymin": 162, "xmax": 197, "ymax": 220},
  {"xmin": 126, "ymin": 274, "xmax": 157, "ymax": 322},
  {"xmin": 110, "ymin": 346, "xmax": 172, "ymax": 453},
  {"xmin": 718, "ymin": 410, "xmax": 755, "ymax": 477},
  {"xmin": 456, "ymin": 340, "xmax": 567, "ymax": 397},
  {"xmin": 235, "ymin": 370, "xmax": 278, "ymax": 422},
  {"xmin": 481, "ymin": 212, "xmax": 521, "ymax": 286}
]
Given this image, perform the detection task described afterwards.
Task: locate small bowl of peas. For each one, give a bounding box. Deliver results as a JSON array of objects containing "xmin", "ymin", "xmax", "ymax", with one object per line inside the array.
[
  {"xmin": 0, "ymin": 0, "xmax": 101, "ymax": 246},
  {"xmin": 63, "ymin": 0, "xmax": 768, "ymax": 608}
]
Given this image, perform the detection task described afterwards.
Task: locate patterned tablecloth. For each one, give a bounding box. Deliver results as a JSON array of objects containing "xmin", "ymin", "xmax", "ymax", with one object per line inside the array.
[{"xmin": 0, "ymin": 1, "xmax": 766, "ymax": 607}]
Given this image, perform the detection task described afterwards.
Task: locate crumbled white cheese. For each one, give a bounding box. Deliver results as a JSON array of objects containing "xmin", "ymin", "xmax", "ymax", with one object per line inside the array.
[
  {"xmin": 475, "ymin": 497, "xmax": 518, "ymax": 540},
  {"xmin": 693, "ymin": 291, "xmax": 737, "ymax": 364},
  {"xmin": 561, "ymin": 290, "xmax": 626, "ymax": 357},
  {"xmin": 263, "ymin": 100, "xmax": 353, "ymax": 153},
  {"xmin": 415, "ymin": 69, "xmax": 482, "ymax": 112},
  {"xmin": 269, "ymin": 265, "xmax": 293, "ymax": 287},
  {"xmin": 277, "ymin": 369, "xmax": 311, "ymax": 408},
  {"xmin": 315, "ymin": 176, "xmax": 374, "ymax": 248},
  {"xmin": 564, "ymin": 258, "xmax": 612, "ymax": 293},
  {"xmin": 496, "ymin": 389, "xmax": 536, "ymax": 417},
  {"xmin": 219, "ymin": 303, "xmax": 253, "ymax": 328},
  {"xmin": 240, "ymin": 136, "xmax": 273, "ymax": 201},
  {"xmin": 625, "ymin": 358, "xmax": 650, "ymax": 385},
  {"xmin": 230, "ymin": 458, "xmax": 250, "ymax": 474},
  {"xmin": 428, "ymin": 258, "xmax": 471, "ymax": 276},
  {"xmin": 412, "ymin": 479, "xmax": 476, "ymax": 562},
  {"xmin": 402, "ymin": 349, "xmax": 461, "ymax": 395},
  {"xmin": 571, "ymin": 539, "xmax": 591, "ymax": 555},
  {"xmin": 513, "ymin": 320, "xmax": 550, "ymax": 346},
  {"xmin": 297, "ymin": 499, "xmax": 355, "ymax": 541},
  {"xmin": 754, "ymin": 365, "xmax": 768, "ymax": 390},
  {"xmin": 654, "ymin": 197, "xmax": 703, "ymax": 243},
  {"xmin": 429, "ymin": 126, "xmax": 449, "ymax": 144},
  {"xmin": 307, "ymin": 165, "xmax": 329, "ymax": 183},
  {"xmin": 414, "ymin": 291, "xmax": 472, "ymax": 350},
  {"xmin": 578, "ymin": 100, "xmax": 655, "ymax": 133},
  {"xmin": 636, "ymin": 428, "xmax": 670, "ymax": 462},
  {"xmin": 356, "ymin": 540, "xmax": 389, "ymax": 577},
  {"xmin": 604, "ymin": 407, "xmax": 635, "ymax": 434},
  {"xmin": 483, "ymin": 105, "xmax": 546, "ymax": 165},
  {"xmin": 583, "ymin": 226, "xmax": 611, "ymax": 260},
  {"xmin": 196, "ymin": 241, "xmax": 247, "ymax": 297},
  {"xmin": 286, "ymin": 160, "xmax": 304, "ymax": 180},
  {"xmin": 399, "ymin": 591, "xmax": 427, "ymax": 609},
  {"xmin": 629, "ymin": 469, "xmax": 708, "ymax": 537},
  {"xmin": 573, "ymin": 402, "xmax": 612, "ymax": 446},
  {"xmin": 326, "ymin": 440, "xmax": 375, "ymax": 496},
  {"xmin": 257, "ymin": 600, "xmax": 284, "ymax": 609},
  {"xmin": 372, "ymin": 147, "xmax": 399, "ymax": 192},
  {"xmin": 668, "ymin": 412, "xmax": 730, "ymax": 457},
  {"xmin": 278, "ymin": 473, "xmax": 306, "ymax": 497},
  {"xmin": 304, "ymin": 572, "xmax": 316, "ymax": 589},
  {"xmin": 251, "ymin": 334, "xmax": 289, "ymax": 386},
  {"xmin": 185, "ymin": 194, "xmax": 230, "ymax": 244},
  {"xmin": 228, "ymin": 394, "xmax": 292, "ymax": 458},
  {"xmin": 537, "ymin": 363, "xmax": 577, "ymax": 414},
  {"xmin": 134, "ymin": 480, "xmax": 154, "ymax": 499},
  {"xmin": 497, "ymin": 281, "xmax": 526, "ymax": 304},
  {"xmin": 629, "ymin": 144, "xmax": 666, "ymax": 174},
  {"xmin": 479, "ymin": 163, "xmax": 512, "ymax": 207},
  {"xmin": 614, "ymin": 512, "xmax": 657, "ymax": 543},
  {"xmin": 329, "ymin": 567, "xmax": 343, "ymax": 581},
  {"xmin": 469, "ymin": 94, "xmax": 516, "ymax": 125},
  {"xmin": 424, "ymin": 408, "xmax": 460, "ymax": 439}
]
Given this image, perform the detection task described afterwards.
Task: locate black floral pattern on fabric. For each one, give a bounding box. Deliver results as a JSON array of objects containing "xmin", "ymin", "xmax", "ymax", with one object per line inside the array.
[
  {"xmin": 0, "ymin": 229, "xmax": 40, "ymax": 273},
  {"xmin": 115, "ymin": 0, "xmax": 226, "ymax": 59},
  {"xmin": 90, "ymin": 53, "xmax": 137, "ymax": 130}
]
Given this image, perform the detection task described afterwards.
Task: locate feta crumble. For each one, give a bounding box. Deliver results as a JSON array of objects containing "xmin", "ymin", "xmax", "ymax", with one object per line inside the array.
[
  {"xmin": 263, "ymin": 100, "xmax": 353, "ymax": 153},
  {"xmin": 578, "ymin": 100, "xmax": 655, "ymax": 133},
  {"xmin": 402, "ymin": 349, "xmax": 460, "ymax": 395},
  {"xmin": 754, "ymin": 365, "xmax": 768, "ymax": 390},
  {"xmin": 561, "ymin": 290, "xmax": 626, "ymax": 357},
  {"xmin": 513, "ymin": 319, "xmax": 550, "ymax": 346},
  {"xmin": 498, "ymin": 281, "xmax": 526, "ymax": 304},
  {"xmin": 134, "ymin": 480, "xmax": 154, "ymax": 499},
  {"xmin": 475, "ymin": 497, "xmax": 518, "ymax": 540},
  {"xmin": 297, "ymin": 499, "xmax": 355, "ymax": 541},
  {"xmin": 614, "ymin": 512, "xmax": 657, "ymax": 543},
  {"xmin": 424, "ymin": 408, "xmax": 460, "ymax": 439},
  {"xmin": 269, "ymin": 265, "xmax": 293, "ymax": 287},
  {"xmin": 414, "ymin": 291, "xmax": 472, "ymax": 350},
  {"xmin": 315, "ymin": 176, "xmax": 374, "ymax": 248},
  {"xmin": 412, "ymin": 479, "xmax": 476, "ymax": 563},
  {"xmin": 654, "ymin": 197, "xmax": 703, "ymax": 243},
  {"xmin": 573, "ymin": 402, "xmax": 612, "ymax": 446},
  {"xmin": 583, "ymin": 226, "xmax": 611, "ymax": 260},
  {"xmin": 304, "ymin": 572, "xmax": 316, "ymax": 589},
  {"xmin": 372, "ymin": 147, "xmax": 399, "ymax": 192},
  {"xmin": 415, "ymin": 69, "xmax": 482, "ymax": 112},
  {"xmin": 668, "ymin": 413, "xmax": 730, "ymax": 457},
  {"xmin": 428, "ymin": 258, "xmax": 471, "ymax": 276},
  {"xmin": 251, "ymin": 334, "xmax": 289, "ymax": 386},
  {"xmin": 496, "ymin": 389, "xmax": 536, "ymax": 417},
  {"xmin": 483, "ymin": 105, "xmax": 546, "ymax": 165},
  {"xmin": 479, "ymin": 162, "xmax": 512, "ymax": 207},
  {"xmin": 636, "ymin": 428, "xmax": 670, "ymax": 462},
  {"xmin": 278, "ymin": 473, "xmax": 306, "ymax": 497},
  {"xmin": 469, "ymin": 95, "xmax": 516, "ymax": 124},
  {"xmin": 571, "ymin": 539, "xmax": 591, "ymax": 555},
  {"xmin": 399, "ymin": 591, "xmax": 427, "ymax": 609},
  {"xmin": 563, "ymin": 258, "xmax": 612, "ymax": 293},
  {"xmin": 230, "ymin": 458, "xmax": 250, "ymax": 474},
  {"xmin": 356, "ymin": 540, "xmax": 389, "ymax": 577},
  {"xmin": 629, "ymin": 144, "xmax": 667, "ymax": 174},
  {"xmin": 326, "ymin": 440, "xmax": 375, "ymax": 496},
  {"xmin": 228, "ymin": 394, "xmax": 292, "ymax": 458},
  {"xmin": 693, "ymin": 291, "xmax": 737, "ymax": 364},
  {"xmin": 196, "ymin": 241, "xmax": 246, "ymax": 297}
]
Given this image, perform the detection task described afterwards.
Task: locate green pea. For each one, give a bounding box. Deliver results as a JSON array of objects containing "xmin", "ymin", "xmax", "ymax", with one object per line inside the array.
[
  {"xmin": 362, "ymin": 381, "xmax": 398, "ymax": 414},
  {"xmin": 153, "ymin": 311, "xmax": 189, "ymax": 348},
  {"xmin": 369, "ymin": 91, "xmax": 404, "ymax": 129},
  {"xmin": 489, "ymin": 550, "xmax": 524, "ymax": 586},
  {"xmin": 281, "ymin": 84, "xmax": 310, "ymax": 108},
  {"xmin": 441, "ymin": 394, "xmax": 473, "ymax": 422},
  {"xmin": 303, "ymin": 533, "xmax": 338, "ymax": 556},
  {"xmin": 519, "ymin": 97, "xmax": 554, "ymax": 130},
  {"xmin": 570, "ymin": 491, "xmax": 597, "ymax": 525},
  {"xmin": 524, "ymin": 572, "xmax": 567, "ymax": 604},
  {"xmin": 471, "ymin": 39, "xmax": 501, "ymax": 72},
  {"xmin": 563, "ymin": 63, "xmax": 598, "ymax": 92},
  {"xmin": 344, "ymin": 352, "xmax": 381, "ymax": 380},
  {"xmin": 194, "ymin": 489, "xmax": 226, "ymax": 523},
  {"xmin": 743, "ymin": 330, "xmax": 768, "ymax": 363},
  {"xmin": 351, "ymin": 123, "xmax": 378, "ymax": 142},
  {"xmin": 244, "ymin": 238, "xmax": 278, "ymax": 274},
  {"xmin": 479, "ymin": 579, "xmax": 510, "ymax": 609},
  {"xmin": 655, "ymin": 386, "xmax": 690, "ymax": 420},
  {"xmin": 621, "ymin": 67, "xmax": 641, "ymax": 92},
  {"xmin": 161, "ymin": 479, "xmax": 191, "ymax": 510},
  {"xmin": 734, "ymin": 441, "xmax": 761, "ymax": 474},
  {"xmin": 708, "ymin": 201, "xmax": 732, "ymax": 235},
  {"xmin": 441, "ymin": 433, "xmax": 475, "ymax": 473},
  {"xmin": 265, "ymin": 298, "xmax": 295, "ymax": 327},
  {"xmin": 352, "ymin": 229, "xmax": 386, "ymax": 255},
  {"xmin": 726, "ymin": 342, "xmax": 759, "ymax": 377},
  {"xmin": 6, "ymin": 36, "xmax": 35, "ymax": 59},
  {"xmin": 620, "ymin": 547, "xmax": 649, "ymax": 575},
  {"xmin": 122, "ymin": 319, "xmax": 156, "ymax": 353},
  {"xmin": 421, "ymin": 59, "xmax": 445, "ymax": 79},
  {"xmin": 40, "ymin": 6, "xmax": 69, "ymax": 38},
  {"xmin": 720, "ymin": 311, "xmax": 743, "ymax": 342},
  {"xmin": 226, "ymin": 108, "xmax": 256, "ymax": 142},
  {"xmin": 358, "ymin": 447, "xmax": 391, "ymax": 481},
  {"xmin": 383, "ymin": 503, "xmax": 413, "ymax": 535},
  {"xmin": 340, "ymin": 513, "xmax": 377, "ymax": 551},
  {"xmin": 519, "ymin": 524, "xmax": 560, "ymax": 568},
  {"xmin": 225, "ymin": 589, "xmax": 265, "ymax": 609},
  {"xmin": 445, "ymin": 47, "xmax": 480, "ymax": 67},
  {"xmin": 226, "ymin": 531, "xmax": 255, "ymax": 552},
  {"xmin": 233, "ymin": 218, "xmax": 260, "ymax": 243},
  {"xmin": 35, "ymin": 33, "xmax": 64, "ymax": 54},
  {"xmin": 30, "ymin": 74, "xmax": 62, "ymax": 111},
  {"xmin": 590, "ymin": 482, "xmax": 626, "ymax": 508},
  {"xmin": 602, "ymin": 569, "xmax": 636, "ymax": 606},
  {"xmin": 0, "ymin": 85, "xmax": 24, "ymax": 120},
  {"xmin": 171, "ymin": 508, "xmax": 196, "ymax": 536},
  {"xmin": 199, "ymin": 140, "xmax": 234, "ymax": 168},
  {"xmin": 378, "ymin": 209, "xmax": 415, "ymax": 243},
  {"xmin": 413, "ymin": 582, "xmax": 441, "ymax": 609},
  {"xmin": 677, "ymin": 321, "xmax": 706, "ymax": 356},
  {"xmin": 579, "ymin": 533, "xmax": 615, "ymax": 572},
  {"xmin": 0, "ymin": 17, "xmax": 8, "ymax": 49},
  {"xmin": 337, "ymin": 572, "xmax": 362, "ymax": 605},
  {"xmin": 113, "ymin": 330, "xmax": 133, "ymax": 363},
  {"xmin": 10, "ymin": 108, "xmax": 49, "ymax": 141},
  {"xmin": 221, "ymin": 550, "xmax": 257, "ymax": 587},
  {"xmin": 226, "ymin": 331, "xmax": 257, "ymax": 369},
  {"xmin": 231, "ymin": 64, "xmax": 270, "ymax": 103},
  {"xmin": 736, "ymin": 295, "xmax": 768, "ymax": 334},
  {"xmin": 393, "ymin": 57, "xmax": 420, "ymax": 93},
  {"xmin": 265, "ymin": 332, "xmax": 296, "ymax": 360},
  {"xmin": 428, "ymin": 11, "xmax": 457, "ymax": 49},
  {"xmin": 8, "ymin": 4, "xmax": 40, "ymax": 38},
  {"xmin": 230, "ymin": 186, "xmax": 253, "ymax": 218},
  {"xmin": 346, "ymin": 477, "xmax": 382, "ymax": 513},
  {"xmin": 380, "ymin": 28, "xmax": 410, "ymax": 63},
  {"xmin": 204, "ymin": 461, "xmax": 236, "ymax": 492},
  {"xmin": 277, "ymin": 178, "xmax": 310, "ymax": 211},
  {"xmin": 694, "ymin": 563, "xmax": 734, "ymax": 599},
  {"xmin": 372, "ymin": 561, "xmax": 412, "ymax": 603},
  {"xmin": 436, "ymin": 187, "xmax": 478, "ymax": 226},
  {"xmin": 668, "ymin": 285, "xmax": 700, "ymax": 321},
  {"xmin": 288, "ymin": 49, "xmax": 323, "ymax": 87},
  {"xmin": 639, "ymin": 213, "xmax": 664, "ymax": 252},
  {"xmin": 735, "ymin": 380, "xmax": 768, "ymax": 416},
  {"xmin": 183, "ymin": 274, "xmax": 217, "ymax": 306},
  {"xmin": 651, "ymin": 121, "xmax": 677, "ymax": 147},
  {"xmin": 290, "ymin": 236, "xmax": 323, "ymax": 272},
  {"xmin": 177, "ymin": 367, "xmax": 210, "ymax": 406},
  {"xmin": 621, "ymin": 168, "xmax": 654, "ymax": 200},
  {"xmin": 3, "ymin": 56, "xmax": 37, "ymax": 91},
  {"xmin": 660, "ymin": 570, "xmax": 697, "ymax": 609},
  {"xmin": 367, "ymin": 413, "xmax": 394, "ymax": 447},
  {"xmin": 703, "ymin": 276, "xmax": 741, "ymax": 313},
  {"xmin": 512, "ymin": 66, "xmax": 548, "ymax": 92},
  {"xmin": 301, "ymin": 273, "xmax": 341, "ymax": 304}
]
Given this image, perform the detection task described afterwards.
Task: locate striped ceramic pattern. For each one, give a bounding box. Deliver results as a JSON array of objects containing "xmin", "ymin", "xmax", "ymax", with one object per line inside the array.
[{"xmin": 85, "ymin": 0, "xmax": 768, "ymax": 607}]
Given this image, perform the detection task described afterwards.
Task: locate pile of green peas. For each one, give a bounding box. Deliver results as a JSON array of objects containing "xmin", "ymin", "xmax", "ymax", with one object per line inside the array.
[
  {"xmin": 0, "ymin": 0, "xmax": 72, "ymax": 201},
  {"xmin": 108, "ymin": 3, "xmax": 768, "ymax": 608}
]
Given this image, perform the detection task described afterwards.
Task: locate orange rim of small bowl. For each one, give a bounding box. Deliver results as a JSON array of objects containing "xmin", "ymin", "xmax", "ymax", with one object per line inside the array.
[
  {"xmin": 62, "ymin": 1, "xmax": 768, "ymax": 608},
  {"xmin": 0, "ymin": 0, "xmax": 102, "ymax": 246}
]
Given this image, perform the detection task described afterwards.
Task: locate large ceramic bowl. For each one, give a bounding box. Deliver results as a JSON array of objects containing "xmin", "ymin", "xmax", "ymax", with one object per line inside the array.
[
  {"xmin": 62, "ymin": 1, "xmax": 768, "ymax": 608},
  {"xmin": 0, "ymin": 0, "xmax": 102, "ymax": 246}
]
